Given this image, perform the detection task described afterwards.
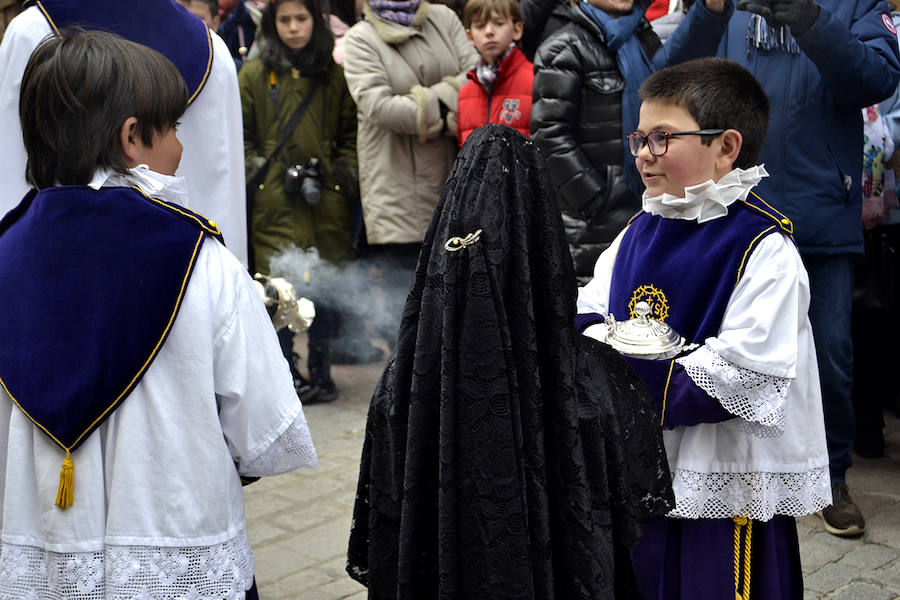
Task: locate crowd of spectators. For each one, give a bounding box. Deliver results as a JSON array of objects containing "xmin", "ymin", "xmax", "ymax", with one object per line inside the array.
[{"xmin": 0, "ymin": 0, "xmax": 899, "ymax": 596}]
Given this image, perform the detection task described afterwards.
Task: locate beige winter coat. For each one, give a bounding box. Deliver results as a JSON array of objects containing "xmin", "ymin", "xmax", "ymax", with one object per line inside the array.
[{"xmin": 343, "ymin": 2, "xmax": 478, "ymax": 245}]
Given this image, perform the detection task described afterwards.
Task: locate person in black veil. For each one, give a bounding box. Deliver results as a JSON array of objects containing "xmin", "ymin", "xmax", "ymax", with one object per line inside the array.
[{"xmin": 346, "ymin": 124, "xmax": 674, "ymax": 599}]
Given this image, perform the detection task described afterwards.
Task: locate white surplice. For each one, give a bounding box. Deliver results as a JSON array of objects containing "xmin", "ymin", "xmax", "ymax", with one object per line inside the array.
[
  {"xmin": 577, "ymin": 166, "xmax": 831, "ymax": 521},
  {"xmin": 0, "ymin": 171, "xmax": 314, "ymax": 598}
]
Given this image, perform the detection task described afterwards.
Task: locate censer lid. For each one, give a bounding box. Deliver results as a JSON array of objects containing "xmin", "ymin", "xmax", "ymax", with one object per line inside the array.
[{"xmin": 604, "ymin": 301, "xmax": 685, "ymax": 360}]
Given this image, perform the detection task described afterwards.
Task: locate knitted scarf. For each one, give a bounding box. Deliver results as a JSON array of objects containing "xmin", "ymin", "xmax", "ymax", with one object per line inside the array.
[
  {"xmin": 579, "ymin": 1, "xmax": 651, "ymax": 195},
  {"xmin": 369, "ymin": 0, "xmax": 422, "ymax": 26},
  {"xmin": 475, "ymin": 42, "xmax": 516, "ymax": 93},
  {"xmin": 746, "ymin": 14, "xmax": 800, "ymax": 54}
]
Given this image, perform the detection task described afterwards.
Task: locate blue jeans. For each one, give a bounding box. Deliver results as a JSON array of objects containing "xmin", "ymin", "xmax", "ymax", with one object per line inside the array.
[{"xmin": 802, "ymin": 253, "xmax": 855, "ymax": 483}]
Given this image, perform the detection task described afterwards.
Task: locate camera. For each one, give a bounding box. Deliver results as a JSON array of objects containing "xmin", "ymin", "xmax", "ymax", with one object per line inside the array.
[{"xmin": 285, "ymin": 157, "xmax": 323, "ymax": 205}]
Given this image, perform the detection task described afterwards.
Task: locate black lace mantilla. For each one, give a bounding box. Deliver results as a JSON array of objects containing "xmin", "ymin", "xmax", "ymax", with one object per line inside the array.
[{"xmin": 347, "ymin": 125, "xmax": 673, "ymax": 599}]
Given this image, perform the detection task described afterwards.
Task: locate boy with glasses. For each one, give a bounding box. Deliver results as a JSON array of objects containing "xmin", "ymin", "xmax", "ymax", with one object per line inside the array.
[{"xmin": 577, "ymin": 57, "xmax": 830, "ymax": 599}]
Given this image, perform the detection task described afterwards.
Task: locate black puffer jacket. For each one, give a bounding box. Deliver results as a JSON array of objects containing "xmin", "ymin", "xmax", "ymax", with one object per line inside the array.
[{"xmin": 531, "ymin": 0, "xmax": 733, "ymax": 284}]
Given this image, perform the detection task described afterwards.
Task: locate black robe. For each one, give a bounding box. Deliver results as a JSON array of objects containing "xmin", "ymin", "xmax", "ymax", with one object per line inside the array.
[{"xmin": 346, "ymin": 125, "xmax": 674, "ymax": 599}]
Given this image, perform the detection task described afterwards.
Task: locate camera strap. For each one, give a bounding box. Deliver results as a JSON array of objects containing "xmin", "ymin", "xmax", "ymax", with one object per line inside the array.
[
  {"xmin": 246, "ymin": 73, "xmax": 326, "ymax": 270},
  {"xmin": 249, "ymin": 74, "xmax": 325, "ymax": 191},
  {"xmin": 269, "ymin": 73, "xmax": 325, "ymax": 167}
]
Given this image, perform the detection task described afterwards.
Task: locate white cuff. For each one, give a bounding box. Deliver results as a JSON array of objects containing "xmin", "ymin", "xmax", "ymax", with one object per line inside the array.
[
  {"xmin": 676, "ymin": 344, "xmax": 789, "ymax": 437},
  {"xmin": 240, "ymin": 410, "xmax": 317, "ymax": 476}
]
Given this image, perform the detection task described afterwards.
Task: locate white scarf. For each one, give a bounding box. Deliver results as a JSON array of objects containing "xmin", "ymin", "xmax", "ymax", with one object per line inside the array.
[{"xmin": 641, "ymin": 164, "xmax": 769, "ymax": 223}]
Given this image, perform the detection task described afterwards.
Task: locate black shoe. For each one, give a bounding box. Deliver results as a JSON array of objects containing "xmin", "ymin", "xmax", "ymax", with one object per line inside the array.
[
  {"xmin": 287, "ymin": 353, "xmax": 322, "ymax": 403},
  {"xmin": 309, "ymin": 375, "xmax": 338, "ymax": 403},
  {"xmin": 330, "ymin": 339, "xmax": 385, "ymax": 365},
  {"xmin": 307, "ymin": 342, "xmax": 338, "ymax": 403},
  {"xmin": 819, "ymin": 482, "xmax": 866, "ymax": 537}
]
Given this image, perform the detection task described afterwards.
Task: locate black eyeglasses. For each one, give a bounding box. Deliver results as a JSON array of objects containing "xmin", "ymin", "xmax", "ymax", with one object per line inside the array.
[{"xmin": 626, "ymin": 129, "xmax": 726, "ymax": 157}]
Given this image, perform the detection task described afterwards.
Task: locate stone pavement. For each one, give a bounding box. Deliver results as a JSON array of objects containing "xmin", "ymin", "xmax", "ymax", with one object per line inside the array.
[{"xmin": 244, "ymin": 345, "xmax": 900, "ymax": 600}]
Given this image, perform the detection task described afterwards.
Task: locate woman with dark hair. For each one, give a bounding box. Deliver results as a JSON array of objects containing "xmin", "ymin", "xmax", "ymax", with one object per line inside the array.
[
  {"xmin": 346, "ymin": 125, "xmax": 674, "ymax": 599},
  {"xmin": 239, "ymin": 0, "xmax": 359, "ymax": 402}
]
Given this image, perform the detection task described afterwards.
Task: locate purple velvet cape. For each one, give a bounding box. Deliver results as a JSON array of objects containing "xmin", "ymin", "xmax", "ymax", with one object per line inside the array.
[
  {"xmin": 25, "ymin": 0, "xmax": 212, "ymax": 103},
  {"xmin": 0, "ymin": 185, "xmax": 222, "ymax": 455}
]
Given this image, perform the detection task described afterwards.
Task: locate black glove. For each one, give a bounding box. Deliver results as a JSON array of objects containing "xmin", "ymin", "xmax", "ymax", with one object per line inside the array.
[
  {"xmin": 438, "ymin": 100, "xmax": 450, "ymax": 135},
  {"xmin": 736, "ymin": 0, "xmax": 774, "ymax": 24},
  {"xmin": 771, "ymin": 0, "xmax": 820, "ymax": 36},
  {"xmin": 737, "ymin": 0, "xmax": 819, "ymax": 35}
]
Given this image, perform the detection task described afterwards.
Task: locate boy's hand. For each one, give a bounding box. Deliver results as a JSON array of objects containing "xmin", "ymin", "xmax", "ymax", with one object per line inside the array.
[{"xmin": 771, "ymin": 0, "xmax": 820, "ymax": 35}]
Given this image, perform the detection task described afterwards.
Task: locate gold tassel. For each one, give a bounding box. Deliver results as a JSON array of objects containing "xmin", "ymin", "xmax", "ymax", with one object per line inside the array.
[{"xmin": 55, "ymin": 449, "xmax": 74, "ymax": 510}]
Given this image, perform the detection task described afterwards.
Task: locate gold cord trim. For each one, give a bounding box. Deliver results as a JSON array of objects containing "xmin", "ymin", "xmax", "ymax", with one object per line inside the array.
[
  {"xmin": 732, "ymin": 516, "xmax": 752, "ymax": 600},
  {"xmin": 660, "ymin": 359, "xmax": 675, "ymax": 427}
]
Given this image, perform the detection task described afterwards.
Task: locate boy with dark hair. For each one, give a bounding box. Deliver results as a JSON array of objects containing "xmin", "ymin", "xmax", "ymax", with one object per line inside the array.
[
  {"xmin": 457, "ymin": 0, "xmax": 533, "ymax": 145},
  {"xmin": 0, "ymin": 30, "xmax": 315, "ymax": 598},
  {"xmin": 577, "ymin": 57, "xmax": 830, "ymax": 599},
  {"xmin": 179, "ymin": 0, "xmax": 221, "ymax": 29}
]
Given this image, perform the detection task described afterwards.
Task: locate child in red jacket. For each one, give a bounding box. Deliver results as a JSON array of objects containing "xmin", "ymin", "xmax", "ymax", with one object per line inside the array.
[{"xmin": 457, "ymin": 0, "xmax": 533, "ymax": 146}]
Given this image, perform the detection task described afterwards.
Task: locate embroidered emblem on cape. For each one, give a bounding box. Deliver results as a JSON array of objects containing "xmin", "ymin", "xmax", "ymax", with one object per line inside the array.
[
  {"xmin": 499, "ymin": 99, "xmax": 522, "ymax": 124},
  {"xmin": 628, "ymin": 284, "xmax": 669, "ymax": 321},
  {"xmin": 445, "ymin": 229, "xmax": 482, "ymax": 251},
  {"xmin": 883, "ymin": 13, "xmax": 897, "ymax": 35}
]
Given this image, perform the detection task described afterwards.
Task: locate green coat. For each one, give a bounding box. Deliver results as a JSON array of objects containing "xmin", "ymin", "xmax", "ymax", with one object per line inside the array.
[{"xmin": 239, "ymin": 58, "xmax": 358, "ymax": 273}]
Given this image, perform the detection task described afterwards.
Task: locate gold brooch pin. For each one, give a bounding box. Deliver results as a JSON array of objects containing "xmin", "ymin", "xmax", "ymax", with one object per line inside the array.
[{"xmin": 444, "ymin": 229, "xmax": 482, "ymax": 252}]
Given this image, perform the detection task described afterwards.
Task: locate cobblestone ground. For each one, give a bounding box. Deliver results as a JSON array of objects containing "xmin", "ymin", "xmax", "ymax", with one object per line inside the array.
[{"xmin": 245, "ymin": 347, "xmax": 900, "ymax": 600}]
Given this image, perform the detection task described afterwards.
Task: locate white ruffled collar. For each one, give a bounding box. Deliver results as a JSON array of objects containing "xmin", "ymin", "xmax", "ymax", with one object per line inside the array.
[
  {"xmin": 641, "ymin": 165, "xmax": 768, "ymax": 223},
  {"xmin": 88, "ymin": 164, "xmax": 190, "ymax": 206}
]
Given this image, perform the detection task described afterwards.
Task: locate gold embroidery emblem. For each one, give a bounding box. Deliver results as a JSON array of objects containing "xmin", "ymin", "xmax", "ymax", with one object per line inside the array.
[
  {"xmin": 444, "ymin": 229, "xmax": 482, "ymax": 252},
  {"xmin": 628, "ymin": 284, "xmax": 670, "ymax": 321}
]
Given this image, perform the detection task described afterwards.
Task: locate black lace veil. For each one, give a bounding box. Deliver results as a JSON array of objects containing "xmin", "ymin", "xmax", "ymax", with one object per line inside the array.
[{"xmin": 347, "ymin": 125, "xmax": 673, "ymax": 599}]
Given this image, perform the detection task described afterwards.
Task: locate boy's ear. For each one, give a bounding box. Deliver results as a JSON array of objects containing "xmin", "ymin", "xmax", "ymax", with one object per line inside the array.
[
  {"xmin": 466, "ymin": 28, "xmax": 475, "ymax": 45},
  {"xmin": 513, "ymin": 20, "xmax": 524, "ymax": 41},
  {"xmin": 716, "ymin": 129, "xmax": 743, "ymax": 172},
  {"xmin": 118, "ymin": 116, "xmax": 143, "ymax": 168}
]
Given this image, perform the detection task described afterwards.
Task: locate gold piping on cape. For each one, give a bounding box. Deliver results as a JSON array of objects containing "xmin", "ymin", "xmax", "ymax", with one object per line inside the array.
[
  {"xmin": 747, "ymin": 191, "xmax": 793, "ymax": 234},
  {"xmin": 35, "ymin": 1, "xmax": 59, "ymax": 34},
  {"xmin": 34, "ymin": 1, "xmax": 213, "ymax": 105},
  {"xmin": 189, "ymin": 28, "xmax": 214, "ymax": 104},
  {"xmin": 625, "ymin": 210, "xmax": 646, "ymax": 227},
  {"xmin": 735, "ymin": 225, "xmax": 776, "ymax": 287},
  {"xmin": 130, "ymin": 186, "xmax": 221, "ymax": 236},
  {"xmin": 0, "ymin": 225, "xmax": 206, "ymax": 508}
]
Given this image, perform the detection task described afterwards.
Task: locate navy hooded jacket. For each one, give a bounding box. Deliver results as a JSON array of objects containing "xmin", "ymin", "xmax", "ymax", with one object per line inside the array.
[{"xmin": 718, "ymin": 0, "xmax": 900, "ymax": 254}]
